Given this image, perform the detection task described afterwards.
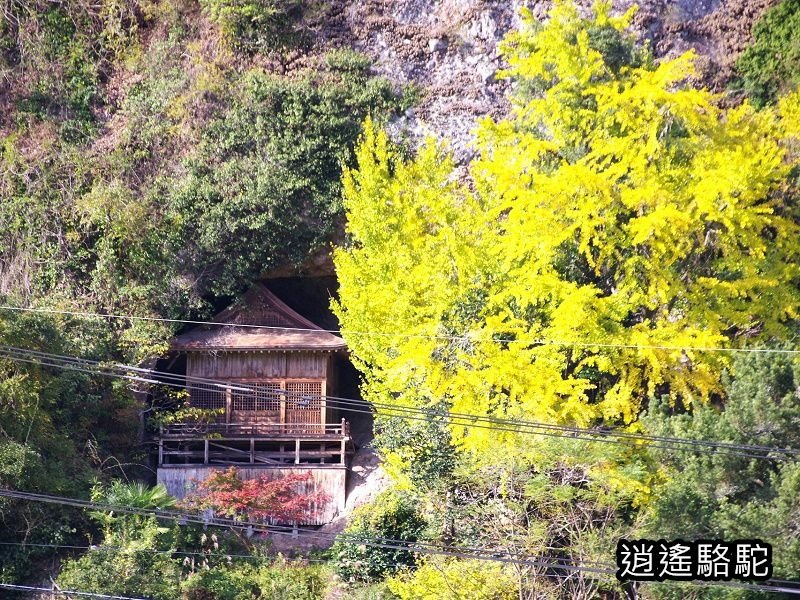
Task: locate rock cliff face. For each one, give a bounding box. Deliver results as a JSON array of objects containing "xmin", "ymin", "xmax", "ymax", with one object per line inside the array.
[
  {"xmin": 258, "ymin": 0, "xmax": 780, "ymax": 277},
  {"xmin": 302, "ymin": 0, "xmax": 778, "ymax": 160}
]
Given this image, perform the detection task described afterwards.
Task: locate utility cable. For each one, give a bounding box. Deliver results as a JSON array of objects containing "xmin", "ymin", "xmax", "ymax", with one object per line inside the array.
[
  {"xmin": 1, "ymin": 304, "xmax": 798, "ymax": 355},
  {"xmin": 2, "ymin": 491, "xmax": 800, "ymax": 596},
  {"xmin": 0, "ymin": 348, "xmax": 785, "ymax": 461},
  {"xmin": 0, "ymin": 488, "xmax": 615, "ymax": 574},
  {"xmin": 0, "ymin": 583, "xmax": 151, "ymax": 600},
  {"xmin": 0, "ymin": 345, "xmax": 797, "ymax": 461}
]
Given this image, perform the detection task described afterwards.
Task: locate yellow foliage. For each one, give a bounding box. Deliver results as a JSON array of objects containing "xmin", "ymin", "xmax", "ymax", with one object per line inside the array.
[
  {"xmin": 386, "ymin": 558, "xmax": 518, "ymax": 600},
  {"xmin": 334, "ymin": 3, "xmax": 800, "ymax": 462}
]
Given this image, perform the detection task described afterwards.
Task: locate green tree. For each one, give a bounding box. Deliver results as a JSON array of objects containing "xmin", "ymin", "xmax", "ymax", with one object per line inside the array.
[
  {"xmin": 0, "ymin": 310, "xmax": 140, "ymax": 581},
  {"xmin": 642, "ymin": 351, "xmax": 800, "ymax": 585},
  {"xmin": 56, "ymin": 482, "xmax": 180, "ymax": 599},
  {"xmin": 333, "ymin": 4, "xmax": 800, "ymax": 594},
  {"xmin": 736, "ymin": 0, "xmax": 800, "ymax": 107},
  {"xmin": 171, "ymin": 61, "xmax": 399, "ymax": 296},
  {"xmin": 332, "ymin": 490, "xmax": 427, "ymax": 584}
]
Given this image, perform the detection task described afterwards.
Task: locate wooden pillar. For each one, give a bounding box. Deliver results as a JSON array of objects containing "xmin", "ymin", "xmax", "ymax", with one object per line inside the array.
[
  {"xmin": 158, "ymin": 440, "xmax": 163, "ymax": 466},
  {"xmin": 279, "ymin": 383, "xmax": 287, "ymax": 434},
  {"xmin": 340, "ymin": 437, "xmax": 346, "ymax": 465},
  {"xmin": 204, "ymin": 439, "xmax": 209, "ymax": 465},
  {"xmin": 320, "ymin": 443, "xmax": 325, "ymax": 465},
  {"xmin": 225, "ymin": 385, "xmax": 232, "ymax": 428},
  {"xmin": 320, "ymin": 379, "xmax": 327, "ymax": 435},
  {"xmin": 250, "ymin": 438, "xmax": 255, "ymax": 464},
  {"xmin": 295, "ymin": 439, "xmax": 300, "ymax": 465}
]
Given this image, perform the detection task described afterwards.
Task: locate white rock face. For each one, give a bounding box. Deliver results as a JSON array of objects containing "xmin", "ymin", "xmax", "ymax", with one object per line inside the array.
[{"xmin": 312, "ymin": 0, "xmax": 769, "ymax": 162}]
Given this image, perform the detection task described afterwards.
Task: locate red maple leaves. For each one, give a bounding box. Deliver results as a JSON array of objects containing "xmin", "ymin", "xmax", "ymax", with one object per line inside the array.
[{"xmin": 183, "ymin": 467, "xmax": 328, "ymax": 524}]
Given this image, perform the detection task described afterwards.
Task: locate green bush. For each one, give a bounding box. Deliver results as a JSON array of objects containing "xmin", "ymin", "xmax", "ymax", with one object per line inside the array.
[
  {"xmin": 736, "ymin": 0, "xmax": 800, "ymax": 107},
  {"xmin": 168, "ymin": 61, "xmax": 399, "ymax": 296},
  {"xmin": 342, "ymin": 582, "xmax": 399, "ymax": 600},
  {"xmin": 200, "ymin": 0, "xmax": 304, "ymax": 52},
  {"xmin": 387, "ymin": 558, "xmax": 518, "ymax": 600},
  {"xmin": 58, "ymin": 544, "xmax": 182, "ymax": 600},
  {"xmin": 332, "ymin": 490, "xmax": 427, "ymax": 584},
  {"xmin": 181, "ymin": 561, "xmax": 327, "ymax": 600},
  {"xmin": 325, "ymin": 48, "xmax": 373, "ymax": 75},
  {"xmin": 642, "ymin": 350, "xmax": 800, "ymax": 583}
]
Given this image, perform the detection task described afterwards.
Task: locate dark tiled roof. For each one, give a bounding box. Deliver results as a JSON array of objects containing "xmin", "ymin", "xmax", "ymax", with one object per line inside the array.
[{"xmin": 171, "ymin": 285, "xmax": 346, "ymax": 352}]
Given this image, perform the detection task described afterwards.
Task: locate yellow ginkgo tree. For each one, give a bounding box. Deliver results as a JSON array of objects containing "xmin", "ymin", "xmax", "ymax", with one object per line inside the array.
[{"xmin": 333, "ymin": 0, "xmax": 800, "ymax": 461}]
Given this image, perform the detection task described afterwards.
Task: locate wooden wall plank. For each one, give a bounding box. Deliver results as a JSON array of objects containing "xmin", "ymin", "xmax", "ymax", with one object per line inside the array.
[{"xmin": 188, "ymin": 351, "xmax": 328, "ymax": 379}]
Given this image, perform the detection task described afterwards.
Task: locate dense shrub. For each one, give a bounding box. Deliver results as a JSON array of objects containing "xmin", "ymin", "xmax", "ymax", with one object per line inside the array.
[
  {"xmin": 642, "ymin": 350, "xmax": 800, "ymax": 582},
  {"xmin": 168, "ymin": 60, "xmax": 400, "ymax": 296},
  {"xmin": 331, "ymin": 490, "xmax": 427, "ymax": 584},
  {"xmin": 58, "ymin": 541, "xmax": 183, "ymax": 600},
  {"xmin": 200, "ymin": 0, "xmax": 305, "ymax": 52},
  {"xmin": 736, "ymin": 0, "xmax": 800, "ymax": 107},
  {"xmin": 386, "ymin": 558, "xmax": 517, "ymax": 600},
  {"xmin": 181, "ymin": 560, "xmax": 327, "ymax": 600}
]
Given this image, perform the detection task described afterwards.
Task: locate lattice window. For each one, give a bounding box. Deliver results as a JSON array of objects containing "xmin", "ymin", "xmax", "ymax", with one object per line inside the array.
[
  {"xmin": 232, "ymin": 382, "xmax": 282, "ymax": 411},
  {"xmin": 286, "ymin": 381, "xmax": 322, "ymax": 410},
  {"xmin": 188, "ymin": 383, "xmax": 224, "ymax": 410}
]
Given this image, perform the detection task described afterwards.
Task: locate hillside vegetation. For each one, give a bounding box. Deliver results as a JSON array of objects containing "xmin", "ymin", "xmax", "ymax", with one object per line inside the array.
[
  {"xmin": 1, "ymin": 0, "xmax": 800, "ymax": 598},
  {"xmin": 0, "ymin": 0, "xmax": 402, "ymax": 586}
]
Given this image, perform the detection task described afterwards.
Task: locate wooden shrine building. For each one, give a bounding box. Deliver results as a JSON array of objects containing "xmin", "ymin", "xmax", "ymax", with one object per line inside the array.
[{"xmin": 155, "ymin": 284, "xmax": 351, "ymax": 524}]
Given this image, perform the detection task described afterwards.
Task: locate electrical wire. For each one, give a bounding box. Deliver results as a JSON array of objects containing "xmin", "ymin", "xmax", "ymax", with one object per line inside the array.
[
  {"xmin": 0, "ymin": 488, "xmax": 615, "ymax": 574},
  {"xmin": 1, "ymin": 304, "xmax": 798, "ymax": 355},
  {"xmin": 0, "ymin": 541, "xmax": 332, "ymax": 567},
  {"xmin": 0, "ymin": 345, "xmax": 797, "ymax": 461},
  {"xmin": 2, "ymin": 491, "xmax": 800, "ymax": 596},
  {"xmin": 0, "ymin": 583, "xmax": 151, "ymax": 600},
  {"xmin": 0, "ymin": 540, "xmax": 614, "ymax": 570},
  {"xmin": 0, "ymin": 348, "xmax": 783, "ymax": 461},
  {"xmin": 0, "ymin": 488, "xmax": 592, "ymax": 566},
  {"xmin": 6, "ymin": 540, "xmax": 800, "ymax": 594}
]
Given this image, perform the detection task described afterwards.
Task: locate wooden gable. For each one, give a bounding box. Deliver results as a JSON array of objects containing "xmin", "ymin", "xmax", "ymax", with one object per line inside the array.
[{"xmin": 171, "ymin": 285, "xmax": 346, "ymax": 352}]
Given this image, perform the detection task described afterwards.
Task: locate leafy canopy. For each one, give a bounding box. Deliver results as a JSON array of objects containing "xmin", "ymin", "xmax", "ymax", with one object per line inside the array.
[
  {"xmin": 642, "ymin": 351, "xmax": 800, "ymax": 582},
  {"xmin": 736, "ymin": 0, "xmax": 800, "ymax": 107},
  {"xmin": 332, "ymin": 490, "xmax": 427, "ymax": 584},
  {"xmin": 333, "ymin": 0, "xmax": 800, "ymax": 462}
]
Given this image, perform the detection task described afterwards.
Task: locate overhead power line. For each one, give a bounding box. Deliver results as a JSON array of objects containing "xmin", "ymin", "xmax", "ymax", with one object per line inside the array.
[
  {"xmin": 0, "ymin": 583, "xmax": 151, "ymax": 600},
  {"xmin": 0, "ymin": 540, "xmax": 613, "ymax": 570},
  {"xmin": 4, "ymin": 541, "xmax": 800, "ymax": 595},
  {"xmin": 1, "ymin": 345, "xmax": 797, "ymax": 461},
  {"xmin": 2, "ymin": 489, "xmax": 800, "ymax": 596},
  {"xmin": 0, "ymin": 304, "xmax": 797, "ymax": 355},
  {"xmin": 0, "ymin": 488, "xmax": 614, "ymax": 574}
]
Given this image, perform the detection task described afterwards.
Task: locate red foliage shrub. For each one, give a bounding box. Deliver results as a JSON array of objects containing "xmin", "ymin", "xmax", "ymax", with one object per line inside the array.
[{"xmin": 182, "ymin": 467, "xmax": 327, "ymax": 524}]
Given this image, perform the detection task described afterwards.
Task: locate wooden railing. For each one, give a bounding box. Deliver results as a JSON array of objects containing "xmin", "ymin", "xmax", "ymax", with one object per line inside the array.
[
  {"xmin": 158, "ymin": 429, "xmax": 352, "ymax": 467},
  {"xmin": 159, "ymin": 441, "xmax": 349, "ymax": 466},
  {"xmin": 159, "ymin": 419, "xmax": 350, "ymax": 439}
]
